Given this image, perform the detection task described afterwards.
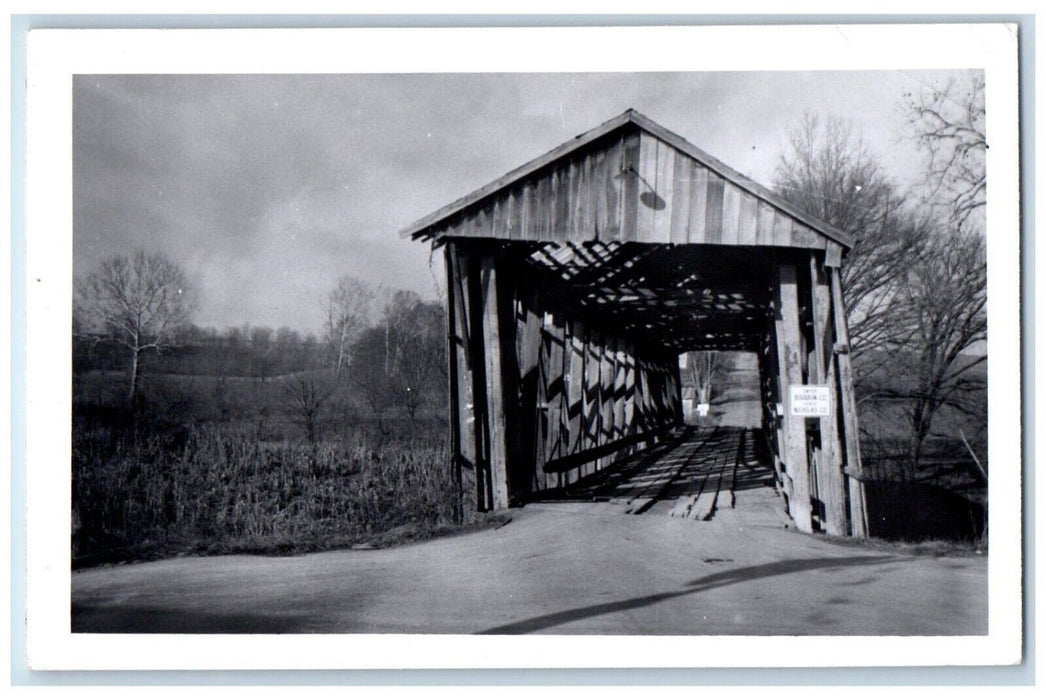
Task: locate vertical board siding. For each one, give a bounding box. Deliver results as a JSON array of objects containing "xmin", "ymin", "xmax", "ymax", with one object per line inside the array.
[
  {"xmin": 504, "ymin": 190, "xmax": 518, "ymax": 240},
  {"xmin": 757, "ymin": 201, "xmax": 776, "ymax": 247},
  {"xmin": 574, "ymin": 155, "xmax": 591, "ymax": 240},
  {"xmin": 704, "ymin": 173, "xmax": 726, "ymax": 244},
  {"xmin": 720, "ymin": 183, "xmax": 742, "ymax": 245},
  {"xmin": 635, "ymin": 132, "xmax": 660, "ymax": 242},
  {"xmin": 566, "ymin": 320, "xmax": 586, "ymax": 458},
  {"xmin": 622, "ymin": 340, "xmax": 636, "ymax": 435},
  {"xmin": 532, "ymin": 177, "xmax": 548, "ymax": 241},
  {"xmin": 651, "ymin": 140, "xmax": 676, "ymax": 242},
  {"xmin": 608, "ymin": 135, "xmax": 629, "ymax": 241},
  {"xmin": 669, "ymin": 150, "xmax": 692, "ymax": 244},
  {"xmin": 792, "ymin": 222, "xmax": 825, "ymax": 249},
  {"xmin": 601, "ymin": 338, "xmax": 617, "ymax": 446},
  {"xmin": 430, "ymin": 130, "xmax": 843, "ymax": 252},
  {"xmin": 563, "ymin": 159, "xmax": 578, "ymax": 239},
  {"xmin": 589, "ymin": 148, "xmax": 607, "ymax": 239},
  {"xmin": 738, "ymin": 192, "xmax": 759, "ymax": 246},
  {"xmin": 524, "ymin": 317, "xmax": 688, "ymax": 494},
  {"xmin": 582, "ymin": 330, "xmax": 601, "ymax": 459},
  {"xmin": 772, "ymin": 209, "xmax": 793, "ymax": 247},
  {"xmin": 518, "ymin": 182, "xmax": 533, "ymax": 240},
  {"xmin": 613, "ymin": 344, "xmax": 627, "ymax": 441},
  {"xmin": 686, "ymin": 163, "xmax": 709, "ymax": 243},
  {"xmin": 543, "ymin": 319, "xmax": 567, "ymax": 478},
  {"xmin": 554, "ymin": 163, "xmax": 571, "ymax": 240}
]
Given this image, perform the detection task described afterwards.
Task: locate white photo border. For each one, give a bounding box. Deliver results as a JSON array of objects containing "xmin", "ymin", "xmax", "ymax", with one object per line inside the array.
[{"xmin": 23, "ymin": 23, "xmax": 1022, "ymax": 671}]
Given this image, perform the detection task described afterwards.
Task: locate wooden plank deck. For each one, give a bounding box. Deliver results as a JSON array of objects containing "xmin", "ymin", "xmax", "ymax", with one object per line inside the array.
[{"xmin": 532, "ymin": 426, "xmax": 783, "ymax": 525}]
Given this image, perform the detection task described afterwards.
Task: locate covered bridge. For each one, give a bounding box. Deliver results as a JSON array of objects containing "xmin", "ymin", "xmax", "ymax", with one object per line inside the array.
[{"xmin": 403, "ymin": 110, "xmax": 868, "ymax": 537}]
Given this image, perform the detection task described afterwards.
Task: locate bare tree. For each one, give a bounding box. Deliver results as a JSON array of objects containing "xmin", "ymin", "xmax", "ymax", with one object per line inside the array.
[
  {"xmin": 75, "ymin": 250, "xmax": 194, "ymax": 404},
  {"xmin": 281, "ymin": 372, "xmax": 334, "ymax": 443},
  {"xmin": 325, "ymin": 276, "xmax": 374, "ymax": 378},
  {"xmin": 774, "ymin": 114, "xmax": 929, "ymax": 382},
  {"xmin": 383, "ymin": 292, "xmax": 446, "ymax": 422},
  {"xmin": 893, "ymin": 228, "xmax": 987, "ymax": 465},
  {"xmin": 348, "ymin": 326, "xmax": 398, "ymax": 442},
  {"xmin": 343, "ymin": 291, "xmax": 447, "ymax": 441},
  {"xmin": 906, "ymin": 73, "xmax": 986, "ymax": 232},
  {"xmin": 900, "ymin": 73, "xmax": 988, "ymax": 467},
  {"xmin": 685, "ymin": 350, "xmax": 722, "ymax": 408}
]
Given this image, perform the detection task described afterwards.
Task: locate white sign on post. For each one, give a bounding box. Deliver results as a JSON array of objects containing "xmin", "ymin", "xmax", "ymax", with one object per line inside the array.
[{"xmin": 790, "ymin": 385, "xmax": 832, "ymax": 417}]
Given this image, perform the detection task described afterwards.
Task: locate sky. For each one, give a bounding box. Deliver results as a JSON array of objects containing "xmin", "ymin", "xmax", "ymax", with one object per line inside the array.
[{"xmin": 73, "ymin": 70, "xmax": 961, "ymax": 334}]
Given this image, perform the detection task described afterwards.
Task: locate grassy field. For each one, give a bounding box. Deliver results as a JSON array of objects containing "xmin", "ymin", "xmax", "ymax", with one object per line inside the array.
[{"xmin": 72, "ymin": 368, "xmax": 463, "ymax": 567}]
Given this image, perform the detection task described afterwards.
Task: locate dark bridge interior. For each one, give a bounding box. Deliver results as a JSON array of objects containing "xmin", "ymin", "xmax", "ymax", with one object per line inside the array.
[{"xmin": 520, "ymin": 241, "xmax": 774, "ymax": 353}]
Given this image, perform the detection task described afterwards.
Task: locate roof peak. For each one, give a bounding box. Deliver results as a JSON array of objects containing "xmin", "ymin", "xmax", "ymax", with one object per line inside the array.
[{"xmin": 401, "ymin": 110, "xmax": 853, "ymax": 250}]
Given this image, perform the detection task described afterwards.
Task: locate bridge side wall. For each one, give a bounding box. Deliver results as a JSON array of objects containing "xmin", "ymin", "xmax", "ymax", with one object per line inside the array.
[{"xmin": 445, "ymin": 240, "xmax": 681, "ymax": 512}]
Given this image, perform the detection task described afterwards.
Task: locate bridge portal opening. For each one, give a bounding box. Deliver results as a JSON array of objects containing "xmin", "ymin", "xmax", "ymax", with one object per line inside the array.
[{"xmin": 403, "ymin": 110, "xmax": 869, "ymax": 537}]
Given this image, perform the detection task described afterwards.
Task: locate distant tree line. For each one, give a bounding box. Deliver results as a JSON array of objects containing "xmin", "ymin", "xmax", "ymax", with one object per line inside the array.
[
  {"xmin": 75, "ymin": 256, "xmax": 448, "ymax": 443},
  {"xmin": 75, "ymin": 324, "xmax": 328, "ymax": 379}
]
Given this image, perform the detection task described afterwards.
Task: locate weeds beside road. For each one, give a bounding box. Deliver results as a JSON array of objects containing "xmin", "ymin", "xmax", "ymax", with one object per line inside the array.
[{"xmin": 73, "ymin": 416, "xmax": 460, "ymax": 568}]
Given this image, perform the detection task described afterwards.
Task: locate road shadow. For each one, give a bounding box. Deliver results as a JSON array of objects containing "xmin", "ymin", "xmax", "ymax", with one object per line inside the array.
[{"xmin": 479, "ymin": 554, "xmax": 899, "ymax": 634}]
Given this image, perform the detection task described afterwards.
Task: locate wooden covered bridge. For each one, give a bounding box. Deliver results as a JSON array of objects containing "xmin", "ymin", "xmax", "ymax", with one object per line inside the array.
[{"xmin": 403, "ymin": 110, "xmax": 868, "ymax": 537}]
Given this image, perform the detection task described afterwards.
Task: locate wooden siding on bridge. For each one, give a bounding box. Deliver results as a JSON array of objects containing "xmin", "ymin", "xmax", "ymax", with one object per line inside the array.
[
  {"xmin": 527, "ymin": 299, "xmax": 679, "ymax": 494},
  {"xmin": 418, "ymin": 127, "xmax": 839, "ymax": 256},
  {"xmin": 406, "ymin": 112, "xmax": 848, "ymax": 262}
]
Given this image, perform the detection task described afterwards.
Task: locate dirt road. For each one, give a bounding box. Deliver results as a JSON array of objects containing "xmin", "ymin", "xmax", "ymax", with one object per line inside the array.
[{"xmin": 72, "ymin": 500, "xmax": 986, "ymax": 635}]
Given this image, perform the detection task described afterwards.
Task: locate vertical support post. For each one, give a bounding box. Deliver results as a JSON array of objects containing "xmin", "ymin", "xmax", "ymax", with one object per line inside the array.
[
  {"xmin": 775, "ymin": 262, "xmax": 813, "ymax": 532},
  {"xmin": 464, "ymin": 255, "xmax": 490, "ymax": 511},
  {"xmin": 830, "ymin": 267, "xmax": 869, "ymax": 537},
  {"xmin": 476, "ymin": 251, "xmax": 511, "ymax": 510},
  {"xmin": 443, "ymin": 241, "xmax": 467, "ymax": 523},
  {"xmin": 810, "ymin": 253, "xmax": 848, "ymax": 536}
]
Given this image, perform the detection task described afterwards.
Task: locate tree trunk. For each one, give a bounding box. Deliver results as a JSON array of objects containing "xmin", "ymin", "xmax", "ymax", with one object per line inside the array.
[
  {"xmin": 908, "ymin": 400, "xmax": 932, "ymax": 479},
  {"xmin": 127, "ymin": 347, "xmax": 141, "ymax": 406}
]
